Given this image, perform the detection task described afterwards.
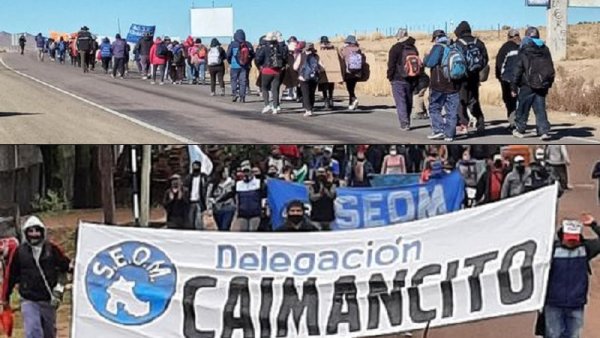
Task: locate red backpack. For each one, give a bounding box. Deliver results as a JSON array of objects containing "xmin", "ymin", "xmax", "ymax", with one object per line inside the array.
[
  {"xmin": 238, "ymin": 42, "xmax": 251, "ymax": 66},
  {"xmin": 401, "ymin": 46, "xmax": 422, "ymax": 78}
]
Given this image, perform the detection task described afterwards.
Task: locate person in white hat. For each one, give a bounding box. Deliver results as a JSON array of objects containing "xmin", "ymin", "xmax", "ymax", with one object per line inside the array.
[{"xmin": 501, "ymin": 155, "xmax": 531, "ymax": 199}]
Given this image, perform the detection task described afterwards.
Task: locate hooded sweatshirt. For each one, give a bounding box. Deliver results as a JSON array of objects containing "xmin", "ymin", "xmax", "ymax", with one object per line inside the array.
[
  {"xmin": 208, "ymin": 38, "xmax": 227, "ymax": 67},
  {"xmin": 501, "ymin": 165, "xmax": 531, "ymax": 199},
  {"xmin": 35, "ymin": 34, "xmax": 45, "ymax": 49},
  {"xmin": 111, "ymin": 36, "xmax": 127, "ymax": 58},
  {"xmin": 149, "ymin": 38, "xmax": 167, "ymax": 65},
  {"xmin": 100, "ymin": 38, "xmax": 112, "ymax": 58},
  {"xmin": 454, "ymin": 21, "xmax": 489, "ymax": 75},
  {"xmin": 4, "ymin": 216, "xmax": 70, "ymax": 303},
  {"xmin": 511, "ymin": 37, "xmax": 555, "ymax": 93},
  {"xmin": 423, "ymin": 37, "xmax": 461, "ymax": 93},
  {"xmin": 136, "ymin": 35, "xmax": 154, "ymax": 57},
  {"xmin": 227, "ymin": 29, "xmax": 255, "ymax": 69}
]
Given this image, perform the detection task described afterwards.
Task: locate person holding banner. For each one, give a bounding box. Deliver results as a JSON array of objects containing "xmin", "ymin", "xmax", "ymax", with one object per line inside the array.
[
  {"xmin": 381, "ymin": 145, "xmax": 407, "ymax": 175},
  {"xmin": 233, "ymin": 162, "xmax": 262, "ymax": 232},
  {"xmin": 277, "ymin": 200, "xmax": 320, "ymax": 232},
  {"xmin": 184, "ymin": 161, "xmax": 208, "ymax": 230},
  {"xmin": 2, "ymin": 216, "xmax": 71, "ymax": 338},
  {"xmin": 543, "ymin": 214, "xmax": 600, "ymax": 338},
  {"xmin": 345, "ymin": 150, "xmax": 374, "ymax": 187},
  {"xmin": 162, "ymin": 174, "xmax": 189, "ymax": 229},
  {"xmin": 501, "ymin": 155, "xmax": 531, "ymax": 199},
  {"xmin": 134, "ymin": 33, "xmax": 154, "ymax": 79}
]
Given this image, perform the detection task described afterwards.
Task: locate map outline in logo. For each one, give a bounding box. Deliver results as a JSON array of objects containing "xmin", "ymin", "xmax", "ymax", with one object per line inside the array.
[{"xmin": 85, "ymin": 241, "xmax": 177, "ymax": 326}]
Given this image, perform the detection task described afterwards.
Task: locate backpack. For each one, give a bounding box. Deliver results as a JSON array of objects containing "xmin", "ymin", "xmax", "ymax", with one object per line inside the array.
[
  {"xmin": 459, "ymin": 38, "xmax": 485, "ymax": 73},
  {"xmin": 155, "ymin": 43, "xmax": 168, "ymax": 58},
  {"xmin": 345, "ymin": 50, "xmax": 364, "ymax": 76},
  {"xmin": 526, "ymin": 49, "xmax": 555, "ymax": 90},
  {"xmin": 207, "ymin": 47, "xmax": 222, "ymax": 66},
  {"xmin": 440, "ymin": 44, "xmax": 467, "ymax": 80},
  {"xmin": 301, "ymin": 54, "xmax": 320, "ymax": 83},
  {"xmin": 400, "ymin": 45, "xmax": 422, "ymax": 78},
  {"xmin": 267, "ymin": 44, "xmax": 284, "ymax": 68},
  {"xmin": 238, "ymin": 42, "xmax": 251, "ymax": 66},
  {"xmin": 501, "ymin": 49, "xmax": 520, "ymax": 83},
  {"xmin": 58, "ymin": 41, "xmax": 66, "ymax": 53},
  {"xmin": 489, "ymin": 170, "xmax": 504, "ymax": 202},
  {"xmin": 197, "ymin": 46, "xmax": 207, "ymax": 59},
  {"xmin": 172, "ymin": 47, "xmax": 184, "ymax": 64}
]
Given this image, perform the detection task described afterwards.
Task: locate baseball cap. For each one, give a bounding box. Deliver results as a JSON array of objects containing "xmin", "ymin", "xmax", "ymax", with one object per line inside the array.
[
  {"xmin": 535, "ymin": 148, "xmax": 545, "ymax": 159},
  {"xmin": 324, "ymin": 146, "xmax": 333, "ymax": 153},
  {"xmin": 508, "ymin": 29, "xmax": 520, "ymax": 38},
  {"xmin": 431, "ymin": 29, "xmax": 446, "ymax": 42},
  {"xmin": 514, "ymin": 155, "xmax": 525, "ymax": 163},
  {"xmin": 562, "ymin": 220, "xmax": 583, "ymax": 242},
  {"xmin": 493, "ymin": 154, "xmax": 503, "ymax": 162},
  {"xmin": 241, "ymin": 160, "xmax": 251, "ymax": 171}
]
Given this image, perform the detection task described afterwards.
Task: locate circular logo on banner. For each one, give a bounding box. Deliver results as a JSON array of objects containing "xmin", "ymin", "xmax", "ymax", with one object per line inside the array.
[{"xmin": 85, "ymin": 241, "xmax": 177, "ymax": 326}]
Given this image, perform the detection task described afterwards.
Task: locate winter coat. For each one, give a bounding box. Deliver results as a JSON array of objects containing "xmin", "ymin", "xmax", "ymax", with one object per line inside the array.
[
  {"xmin": 546, "ymin": 223, "xmax": 600, "ymax": 308},
  {"xmin": 495, "ymin": 40, "xmax": 520, "ymax": 81},
  {"xmin": 149, "ymin": 39, "xmax": 167, "ymax": 65},
  {"xmin": 340, "ymin": 44, "xmax": 367, "ymax": 81},
  {"xmin": 111, "ymin": 39, "xmax": 127, "ymax": 58},
  {"xmin": 35, "ymin": 35, "xmax": 45, "ymax": 49},
  {"xmin": 511, "ymin": 38, "xmax": 555, "ymax": 93},
  {"xmin": 454, "ymin": 21, "xmax": 489, "ymax": 74},
  {"xmin": 387, "ymin": 37, "xmax": 418, "ymax": 82},
  {"xmin": 501, "ymin": 166, "xmax": 531, "ymax": 199},
  {"xmin": 227, "ymin": 29, "xmax": 255, "ymax": 70},
  {"xmin": 423, "ymin": 41, "xmax": 461, "ymax": 94},
  {"xmin": 136, "ymin": 35, "xmax": 154, "ymax": 57}
]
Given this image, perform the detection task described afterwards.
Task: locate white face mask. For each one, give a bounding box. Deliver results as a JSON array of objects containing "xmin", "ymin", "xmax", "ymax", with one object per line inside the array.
[{"xmin": 390, "ymin": 150, "xmax": 398, "ymax": 156}]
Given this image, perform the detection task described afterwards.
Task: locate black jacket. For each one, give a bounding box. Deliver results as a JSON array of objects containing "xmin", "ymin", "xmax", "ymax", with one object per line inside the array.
[
  {"xmin": 277, "ymin": 217, "xmax": 321, "ymax": 232},
  {"xmin": 136, "ymin": 36, "xmax": 154, "ymax": 57},
  {"xmin": 454, "ymin": 21, "xmax": 489, "ymax": 72},
  {"xmin": 255, "ymin": 42, "xmax": 287, "ymax": 69},
  {"xmin": 76, "ymin": 30, "xmax": 93, "ymax": 52},
  {"xmin": 184, "ymin": 174, "xmax": 208, "ymax": 211},
  {"xmin": 511, "ymin": 40, "xmax": 555, "ymax": 93},
  {"xmin": 6, "ymin": 242, "xmax": 70, "ymax": 302},
  {"xmin": 495, "ymin": 40, "xmax": 520, "ymax": 80},
  {"xmin": 387, "ymin": 37, "xmax": 417, "ymax": 82}
]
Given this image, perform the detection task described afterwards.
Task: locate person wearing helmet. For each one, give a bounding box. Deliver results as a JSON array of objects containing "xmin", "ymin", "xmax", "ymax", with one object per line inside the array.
[
  {"xmin": 501, "ymin": 155, "xmax": 531, "ymax": 199},
  {"xmin": 3, "ymin": 216, "xmax": 71, "ymax": 338}
]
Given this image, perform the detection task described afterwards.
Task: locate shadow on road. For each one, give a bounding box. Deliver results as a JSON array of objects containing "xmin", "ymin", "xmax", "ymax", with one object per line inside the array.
[{"xmin": 0, "ymin": 112, "xmax": 39, "ymax": 117}]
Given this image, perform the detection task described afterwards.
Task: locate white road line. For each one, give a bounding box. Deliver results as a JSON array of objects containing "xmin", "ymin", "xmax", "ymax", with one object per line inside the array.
[{"xmin": 0, "ymin": 57, "xmax": 195, "ymax": 144}]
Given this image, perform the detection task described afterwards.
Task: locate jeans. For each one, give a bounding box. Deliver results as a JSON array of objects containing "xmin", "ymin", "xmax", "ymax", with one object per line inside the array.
[
  {"xmin": 429, "ymin": 90, "xmax": 459, "ymax": 138},
  {"xmin": 320, "ymin": 83, "xmax": 335, "ymax": 100},
  {"xmin": 22, "ymin": 300, "xmax": 56, "ymax": 338},
  {"xmin": 458, "ymin": 73, "xmax": 484, "ymax": 125},
  {"xmin": 191, "ymin": 61, "xmax": 206, "ymax": 82},
  {"xmin": 262, "ymin": 73, "xmax": 282, "ymax": 107},
  {"xmin": 391, "ymin": 80, "xmax": 413, "ymax": 128},
  {"xmin": 234, "ymin": 216, "xmax": 261, "ymax": 232},
  {"xmin": 140, "ymin": 55, "xmax": 150, "ymax": 77},
  {"xmin": 515, "ymin": 86, "xmax": 551, "ymax": 135},
  {"xmin": 151, "ymin": 64, "xmax": 166, "ymax": 83},
  {"xmin": 214, "ymin": 206, "xmax": 235, "ymax": 231},
  {"xmin": 301, "ymin": 81, "xmax": 318, "ymax": 111},
  {"xmin": 37, "ymin": 48, "xmax": 45, "ymax": 62},
  {"xmin": 231, "ymin": 67, "xmax": 248, "ymax": 98},
  {"xmin": 113, "ymin": 57, "xmax": 125, "ymax": 77},
  {"xmin": 188, "ymin": 202, "xmax": 205, "ymax": 230},
  {"xmin": 501, "ymin": 80, "xmax": 517, "ymax": 123},
  {"xmin": 544, "ymin": 305, "xmax": 584, "ymax": 338},
  {"xmin": 209, "ymin": 65, "xmax": 225, "ymax": 93}
]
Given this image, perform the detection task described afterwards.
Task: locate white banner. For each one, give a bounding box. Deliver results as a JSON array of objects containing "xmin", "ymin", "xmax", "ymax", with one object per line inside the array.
[
  {"xmin": 72, "ymin": 186, "xmax": 557, "ymax": 338},
  {"xmin": 190, "ymin": 7, "xmax": 234, "ymax": 38}
]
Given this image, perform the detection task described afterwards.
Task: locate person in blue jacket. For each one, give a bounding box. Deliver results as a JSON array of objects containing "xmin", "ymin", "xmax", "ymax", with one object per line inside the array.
[
  {"xmin": 543, "ymin": 214, "xmax": 600, "ymax": 338},
  {"xmin": 99, "ymin": 37, "xmax": 112, "ymax": 74},
  {"xmin": 35, "ymin": 33, "xmax": 45, "ymax": 62},
  {"xmin": 227, "ymin": 29, "xmax": 255, "ymax": 103}
]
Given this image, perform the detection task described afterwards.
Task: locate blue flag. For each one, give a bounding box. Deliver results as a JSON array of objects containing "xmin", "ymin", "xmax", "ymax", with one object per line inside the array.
[
  {"xmin": 333, "ymin": 171, "xmax": 465, "ymax": 230},
  {"xmin": 126, "ymin": 24, "xmax": 156, "ymax": 44},
  {"xmin": 369, "ymin": 174, "xmax": 421, "ymax": 187},
  {"xmin": 267, "ymin": 179, "xmax": 309, "ymax": 230}
]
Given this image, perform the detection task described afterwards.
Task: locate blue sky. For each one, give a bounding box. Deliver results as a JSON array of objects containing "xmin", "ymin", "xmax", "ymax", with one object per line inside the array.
[{"xmin": 1, "ymin": 0, "xmax": 599, "ymax": 42}]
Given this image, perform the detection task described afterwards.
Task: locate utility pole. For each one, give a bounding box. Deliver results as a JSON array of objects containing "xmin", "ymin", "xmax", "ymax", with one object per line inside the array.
[
  {"xmin": 99, "ymin": 146, "xmax": 116, "ymax": 225},
  {"xmin": 140, "ymin": 145, "xmax": 152, "ymax": 227}
]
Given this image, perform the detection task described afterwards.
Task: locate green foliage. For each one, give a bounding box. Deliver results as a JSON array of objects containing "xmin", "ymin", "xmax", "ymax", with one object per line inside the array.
[{"xmin": 31, "ymin": 189, "xmax": 71, "ymax": 213}]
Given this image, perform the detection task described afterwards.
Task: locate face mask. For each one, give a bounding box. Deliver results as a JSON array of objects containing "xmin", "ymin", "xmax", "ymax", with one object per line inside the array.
[
  {"xmin": 244, "ymin": 174, "xmax": 251, "ymax": 182},
  {"xmin": 390, "ymin": 150, "xmax": 398, "ymax": 156},
  {"xmin": 516, "ymin": 165, "xmax": 525, "ymax": 174},
  {"xmin": 287, "ymin": 215, "xmax": 303, "ymax": 224},
  {"xmin": 26, "ymin": 228, "xmax": 43, "ymax": 245},
  {"xmin": 494, "ymin": 160, "xmax": 503, "ymax": 169},
  {"xmin": 193, "ymin": 168, "xmax": 201, "ymax": 175},
  {"xmin": 357, "ymin": 158, "xmax": 365, "ymax": 162},
  {"xmin": 268, "ymin": 172, "xmax": 277, "ymax": 178}
]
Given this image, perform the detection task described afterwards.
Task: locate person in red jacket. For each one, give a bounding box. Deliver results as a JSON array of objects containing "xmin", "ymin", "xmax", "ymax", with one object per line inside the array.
[{"xmin": 149, "ymin": 37, "xmax": 168, "ymax": 85}]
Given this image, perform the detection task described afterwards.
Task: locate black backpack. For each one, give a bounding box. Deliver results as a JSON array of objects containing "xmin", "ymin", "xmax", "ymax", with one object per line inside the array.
[
  {"xmin": 77, "ymin": 32, "xmax": 93, "ymax": 52},
  {"xmin": 266, "ymin": 44, "xmax": 284, "ymax": 68},
  {"xmin": 526, "ymin": 47, "xmax": 555, "ymax": 90},
  {"xmin": 155, "ymin": 43, "xmax": 168, "ymax": 58}
]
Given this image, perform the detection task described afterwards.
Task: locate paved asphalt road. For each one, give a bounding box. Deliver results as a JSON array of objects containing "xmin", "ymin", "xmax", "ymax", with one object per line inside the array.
[{"xmin": 1, "ymin": 52, "xmax": 599, "ymax": 144}]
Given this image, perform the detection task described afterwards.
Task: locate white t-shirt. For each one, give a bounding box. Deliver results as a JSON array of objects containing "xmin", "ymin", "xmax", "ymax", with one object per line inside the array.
[{"xmin": 190, "ymin": 176, "xmax": 201, "ymax": 202}]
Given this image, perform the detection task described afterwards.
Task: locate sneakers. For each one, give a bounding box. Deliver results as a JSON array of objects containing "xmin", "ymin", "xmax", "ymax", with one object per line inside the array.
[
  {"xmin": 540, "ymin": 133, "xmax": 551, "ymax": 141},
  {"xmin": 150, "ymin": 81, "xmax": 156, "ymax": 85},
  {"xmin": 159, "ymin": 82, "xmax": 165, "ymax": 86},
  {"xmin": 304, "ymin": 110, "xmax": 313, "ymax": 117},
  {"xmin": 456, "ymin": 125, "xmax": 469, "ymax": 136},
  {"xmin": 512, "ymin": 129, "xmax": 526, "ymax": 139},
  {"xmin": 476, "ymin": 117, "xmax": 486, "ymax": 132},
  {"xmin": 400, "ymin": 125, "xmax": 411, "ymax": 132},
  {"xmin": 261, "ymin": 105, "xmax": 272, "ymax": 114},
  {"xmin": 232, "ymin": 96, "xmax": 239, "ymax": 103},
  {"xmin": 220, "ymin": 89, "xmax": 226, "ymax": 97},
  {"xmin": 427, "ymin": 132, "xmax": 445, "ymax": 140},
  {"xmin": 210, "ymin": 92, "xmax": 216, "ymax": 97},
  {"xmin": 349, "ymin": 99, "xmax": 359, "ymax": 111},
  {"xmin": 240, "ymin": 97, "xmax": 246, "ymax": 103},
  {"xmin": 272, "ymin": 106, "xmax": 282, "ymax": 115},
  {"xmin": 444, "ymin": 137, "xmax": 454, "ymax": 142}
]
